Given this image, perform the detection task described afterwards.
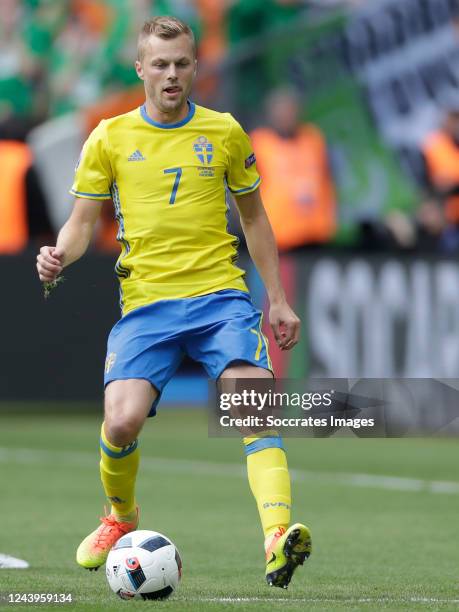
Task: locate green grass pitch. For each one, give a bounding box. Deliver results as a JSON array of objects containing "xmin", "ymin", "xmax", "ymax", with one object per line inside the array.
[{"xmin": 0, "ymin": 405, "xmax": 458, "ymax": 611}]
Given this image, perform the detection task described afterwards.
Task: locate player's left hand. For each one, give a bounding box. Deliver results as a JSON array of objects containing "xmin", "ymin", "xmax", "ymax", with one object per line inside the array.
[{"xmin": 269, "ymin": 301, "xmax": 300, "ymax": 351}]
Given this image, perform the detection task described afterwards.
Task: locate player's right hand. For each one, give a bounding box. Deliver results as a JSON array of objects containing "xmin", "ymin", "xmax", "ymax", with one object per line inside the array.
[{"xmin": 36, "ymin": 246, "xmax": 65, "ymax": 282}]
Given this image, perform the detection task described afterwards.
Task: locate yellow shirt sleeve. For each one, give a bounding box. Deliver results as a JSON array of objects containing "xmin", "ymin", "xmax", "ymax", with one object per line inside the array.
[
  {"xmin": 225, "ymin": 116, "xmax": 261, "ymax": 195},
  {"xmin": 70, "ymin": 120, "xmax": 113, "ymax": 200}
]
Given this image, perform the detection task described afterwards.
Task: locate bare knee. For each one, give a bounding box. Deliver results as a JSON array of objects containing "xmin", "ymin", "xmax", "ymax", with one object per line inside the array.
[
  {"xmin": 104, "ymin": 379, "xmax": 156, "ymax": 446},
  {"xmin": 104, "ymin": 409, "xmax": 143, "ymax": 446}
]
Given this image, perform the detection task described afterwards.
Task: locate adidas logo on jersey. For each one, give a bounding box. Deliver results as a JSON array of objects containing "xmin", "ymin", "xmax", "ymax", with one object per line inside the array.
[{"xmin": 128, "ymin": 149, "xmax": 146, "ymax": 161}]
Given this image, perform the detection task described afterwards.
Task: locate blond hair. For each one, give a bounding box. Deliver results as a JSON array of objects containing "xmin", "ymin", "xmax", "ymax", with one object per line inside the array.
[{"xmin": 137, "ymin": 16, "xmax": 196, "ymax": 61}]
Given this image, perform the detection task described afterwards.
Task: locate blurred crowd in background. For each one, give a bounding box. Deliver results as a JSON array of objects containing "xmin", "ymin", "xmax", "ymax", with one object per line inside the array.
[{"xmin": 2, "ymin": 0, "xmax": 459, "ymax": 256}]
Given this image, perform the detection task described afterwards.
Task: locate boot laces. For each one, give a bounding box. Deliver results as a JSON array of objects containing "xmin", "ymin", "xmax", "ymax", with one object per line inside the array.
[
  {"xmin": 94, "ymin": 514, "xmax": 133, "ymax": 550},
  {"xmin": 274, "ymin": 526, "xmax": 286, "ymax": 539}
]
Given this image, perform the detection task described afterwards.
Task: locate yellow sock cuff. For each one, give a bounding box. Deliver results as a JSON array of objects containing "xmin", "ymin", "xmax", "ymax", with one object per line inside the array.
[
  {"xmin": 100, "ymin": 424, "xmax": 138, "ymax": 458},
  {"xmin": 243, "ymin": 430, "xmax": 283, "ymax": 456},
  {"xmin": 243, "ymin": 429, "xmax": 279, "ymax": 445}
]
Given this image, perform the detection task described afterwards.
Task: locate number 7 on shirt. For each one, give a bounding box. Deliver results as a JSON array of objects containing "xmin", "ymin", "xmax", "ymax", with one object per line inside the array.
[{"xmin": 164, "ymin": 167, "xmax": 182, "ymax": 205}]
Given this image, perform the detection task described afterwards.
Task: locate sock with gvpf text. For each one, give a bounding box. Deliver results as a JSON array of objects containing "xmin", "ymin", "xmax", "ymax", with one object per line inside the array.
[
  {"xmin": 244, "ymin": 431, "xmax": 291, "ymax": 543},
  {"xmin": 99, "ymin": 422, "xmax": 139, "ymax": 522}
]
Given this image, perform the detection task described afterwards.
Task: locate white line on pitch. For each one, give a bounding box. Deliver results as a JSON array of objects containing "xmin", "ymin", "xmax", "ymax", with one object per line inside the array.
[
  {"xmin": 0, "ymin": 446, "xmax": 458, "ymax": 495},
  {"xmin": 194, "ymin": 597, "xmax": 459, "ymax": 604}
]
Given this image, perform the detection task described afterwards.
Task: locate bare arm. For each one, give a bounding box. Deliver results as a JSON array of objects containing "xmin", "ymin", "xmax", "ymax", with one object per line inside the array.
[
  {"xmin": 235, "ymin": 188, "xmax": 300, "ymax": 350},
  {"xmin": 36, "ymin": 197, "xmax": 103, "ymax": 282}
]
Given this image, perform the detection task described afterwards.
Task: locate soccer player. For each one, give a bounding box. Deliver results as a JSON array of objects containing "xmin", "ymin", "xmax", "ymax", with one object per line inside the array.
[{"xmin": 36, "ymin": 16, "xmax": 311, "ymax": 589}]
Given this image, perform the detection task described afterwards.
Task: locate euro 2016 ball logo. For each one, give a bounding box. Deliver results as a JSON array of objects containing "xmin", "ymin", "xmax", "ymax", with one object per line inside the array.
[
  {"xmin": 124, "ymin": 556, "xmax": 147, "ymax": 590},
  {"xmin": 125, "ymin": 557, "xmax": 140, "ymax": 570},
  {"xmin": 193, "ymin": 136, "xmax": 213, "ymax": 165}
]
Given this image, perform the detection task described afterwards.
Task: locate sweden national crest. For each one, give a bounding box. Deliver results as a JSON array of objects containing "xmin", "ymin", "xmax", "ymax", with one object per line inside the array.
[{"xmin": 193, "ymin": 136, "xmax": 213, "ymax": 165}]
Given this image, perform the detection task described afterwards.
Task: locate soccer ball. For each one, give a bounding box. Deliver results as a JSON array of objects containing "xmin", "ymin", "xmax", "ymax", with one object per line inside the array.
[{"xmin": 106, "ymin": 530, "xmax": 182, "ymax": 600}]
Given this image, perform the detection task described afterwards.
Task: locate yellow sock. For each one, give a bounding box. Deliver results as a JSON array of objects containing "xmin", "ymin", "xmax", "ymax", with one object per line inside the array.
[
  {"xmin": 99, "ymin": 422, "xmax": 139, "ymax": 521},
  {"xmin": 244, "ymin": 431, "xmax": 291, "ymax": 540}
]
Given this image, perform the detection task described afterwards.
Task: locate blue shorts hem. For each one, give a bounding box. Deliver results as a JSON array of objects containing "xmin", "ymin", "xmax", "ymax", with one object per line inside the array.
[{"xmin": 215, "ymin": 358, "xmax": 274, "ymax": 380}]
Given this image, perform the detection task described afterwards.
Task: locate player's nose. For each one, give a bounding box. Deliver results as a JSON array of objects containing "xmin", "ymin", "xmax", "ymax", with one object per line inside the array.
[{"xmin": 166, "ymin": 63, "xmax": 177, "ymax": 79}]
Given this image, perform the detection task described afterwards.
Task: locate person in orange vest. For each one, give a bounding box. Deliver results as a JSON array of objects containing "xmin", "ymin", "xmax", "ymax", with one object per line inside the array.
[
  {"xmin": 0, "ymin": 138, "xmax": 31, "ymax": 254},
  {"xmin": 250, "ymin": 87, "xmax": 337, "ymax": 251},
  {"xmin": 423, "ymin": 98, "xmax": 459, "ymax": 227},
  {"xmin": 0, "ymin": 117, "xmax": 54, "ymax": 254}
]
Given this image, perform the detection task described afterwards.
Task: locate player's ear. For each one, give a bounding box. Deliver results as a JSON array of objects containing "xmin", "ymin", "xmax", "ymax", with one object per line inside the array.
[
  {"xmin": 135, "ymin": 60, "xmax": 144, "ymax": 80},
  {"xmin": 193, "ymin": 59, "xmax": 197, "ymax": 77}
]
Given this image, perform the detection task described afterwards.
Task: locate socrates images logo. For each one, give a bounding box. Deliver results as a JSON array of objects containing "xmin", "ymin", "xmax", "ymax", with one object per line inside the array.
[
  {"xmin": 105, "ymin": 352, "xmax": 117, "ymax": 374},
  {"xmin": 193, "ymin": 135, "xmax": 213, "ymax": 165}
]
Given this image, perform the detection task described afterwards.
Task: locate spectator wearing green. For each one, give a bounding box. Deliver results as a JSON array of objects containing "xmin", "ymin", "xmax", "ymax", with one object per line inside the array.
[
  {"xmin": 227, "ymin": 0, "xmax": 303, "ymax": 45},
  {"xmin": 48, "ymin": 0, "xmax": 201, "ymax": 115},
  {"xmin": 226, "ymin": 0, "xmax": 306, "ymax": 124},
  {"xmin": 0, "ymin": 0, "xmax": 40, "ymax": 118}
]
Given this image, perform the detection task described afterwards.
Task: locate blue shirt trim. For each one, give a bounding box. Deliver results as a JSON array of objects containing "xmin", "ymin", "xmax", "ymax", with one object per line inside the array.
[
  {"xmin": 228, "ymin": 177, "xmax": 261, "ymax": 194},
  {"xmin": 140, "ymin": 101, "xmax": 196, "ymax": 129},
  {"xmin": 71, "ymin": 190, "xmax": 111, "ymax": 198}
]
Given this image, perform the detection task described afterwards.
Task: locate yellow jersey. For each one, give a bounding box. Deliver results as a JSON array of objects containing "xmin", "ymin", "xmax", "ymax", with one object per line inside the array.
[{"xmin": 70, "ymin": 102, "xmax": 260, "ymax": 315}]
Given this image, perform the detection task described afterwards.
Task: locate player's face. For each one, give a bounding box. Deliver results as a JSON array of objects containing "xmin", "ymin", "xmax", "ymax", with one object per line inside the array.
[{"xmin": 135, "ymin": 34, "xmax": 196, "ymax": 115}]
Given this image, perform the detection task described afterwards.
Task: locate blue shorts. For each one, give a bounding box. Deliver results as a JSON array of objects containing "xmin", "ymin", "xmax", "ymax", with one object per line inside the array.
[{"xmin": 104, "ymin": 290, "xmax": 272, "ymax": 416}]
